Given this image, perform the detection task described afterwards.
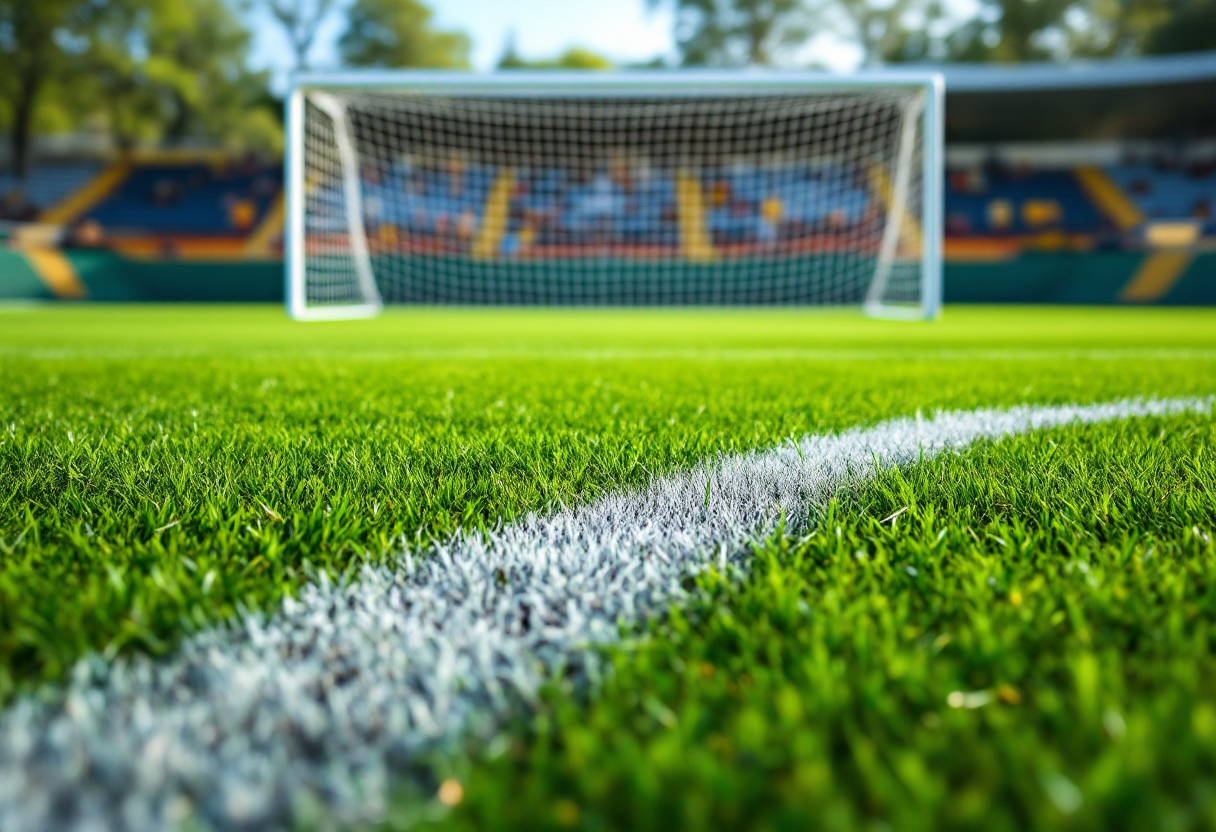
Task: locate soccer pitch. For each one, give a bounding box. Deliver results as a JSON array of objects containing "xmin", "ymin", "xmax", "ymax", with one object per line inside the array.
[{"xmin": 1, "ymin": 305, "xmax": 1215, "ymax": 831}]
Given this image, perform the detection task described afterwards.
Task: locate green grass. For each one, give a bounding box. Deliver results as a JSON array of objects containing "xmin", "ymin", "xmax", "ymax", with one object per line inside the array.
[
  {"xmin": 414, "ymin": 412, "xmax": 1216, "ymax": 832},
  {"xmin": 1, "ymin": 304, "xmax": 1215, "ymax": 828}
]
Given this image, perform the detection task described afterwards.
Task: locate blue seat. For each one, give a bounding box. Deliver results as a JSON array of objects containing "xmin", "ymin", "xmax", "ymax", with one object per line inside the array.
[
  {"xmin": 1107, "ymin": 163, "xmax": 1216, "ymax": 232},
  {"xmin": 0, "ymin": 164, "xmax": 100, "ymax": 217},
  {"xmin": 86, "ymin": 163, "xmax": 281, "ymax": 235},
  {"xmin": 945, "ymin": 168, "xmax": 1103, "ymax": 234}
]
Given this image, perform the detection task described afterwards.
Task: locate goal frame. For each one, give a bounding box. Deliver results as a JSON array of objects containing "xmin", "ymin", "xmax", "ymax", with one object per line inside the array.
[{"xmin": 284, "ymin": 70, "xmax": 944, "ymax": 321}]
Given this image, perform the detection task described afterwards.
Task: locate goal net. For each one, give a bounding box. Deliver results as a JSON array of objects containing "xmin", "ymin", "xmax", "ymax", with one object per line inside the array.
[{"xmin": 287, "ymin": 73, "xmax": 942, "ymax": 320}]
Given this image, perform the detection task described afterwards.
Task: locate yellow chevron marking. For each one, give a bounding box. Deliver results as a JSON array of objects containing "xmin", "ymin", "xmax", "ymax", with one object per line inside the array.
[
  {"xmin": 1120, "ymin": 251, "xmax": 1193, "ymax": 303},
  {"xmin": 473, "ymin": 168, "xmax": 515, "ymax": 259},
  {"xmin": 25, "ymin": 248, "xmax": 86, "ymax": 299},
  {"xmin": 867, "ymin": 163, "xmax": 922, "ymax": 257},
  {"xmin": 246, "ymin": 194, "xmax": 285, "ymax": 257},
  {"xmin": 1075, "ymin": 166, "xmax": 1144, "ymax": 232},
  {"xmin": 40, "ymin": 163, "xmax": 131, "ymax": 226},
  {"xmin": 675, "ymin": 170, "xmax": 715, "ymax": 262}
]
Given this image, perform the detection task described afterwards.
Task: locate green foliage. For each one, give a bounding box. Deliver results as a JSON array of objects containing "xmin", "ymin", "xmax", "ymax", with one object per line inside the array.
[
  {"xmin": 0, "ymin": 0, "xmax": 279, "ymax": 167},
  {"xmin": 648, "ymin": 0, "xmax": 1215, "ymax": 66},
  {"xmin": 80, "ymin": 0, "xmax": 280, "ymax": 152},
  {"xmin": 339, "ymin": 0, "xmax": 471, "ymax": 69},
  {"xmin": 497, "ymin": 40, "xmax": 614, "ymax": 71},
  {"xmin": 142, "ymin": 0, "xmax": 282, "ymax": 151},
  {"xmin": 829, "ymin": 0, "xmax": 946, "ymax": 65},
  {"xmin": 1142, "ymin": 0, "xmax": 1216, "ymax": 53},
  {"xmin": 417, "ymin": 412, "xmax": 1216, "ymax": 831},
  {"xmin": 647, "ymin": 0, "xmax": 815, "ymax": 66},
  {"xmin": 6, "ymin": 0, "xmax": 1213, "ymax": 161},
  {"xmin": 930, "ymin": 0, "xmax": 1216, "ymax": 61},
  {"xmin": 946, "ymin": 0, "xmax": 1079, "ymax": 62},
  {"xmin": 260, "ymin": 0, "xmax": 340, "ymax": 70},
  {"xmin": 0, "ymin": 305, "xmax": 1213, "ymax": 707},
  {"xmin": 1057, "ymin": 0, "xmax": 1167, "ymax": 58},
  {"xmin": 0, "ymin": 0, "xmax": 90, "ymax": 173}
]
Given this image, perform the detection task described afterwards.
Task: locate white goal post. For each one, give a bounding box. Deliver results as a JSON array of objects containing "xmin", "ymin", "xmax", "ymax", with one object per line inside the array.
[{"xmin": 285, "ymin": 71, "xmax": 943, "ymax": 321}]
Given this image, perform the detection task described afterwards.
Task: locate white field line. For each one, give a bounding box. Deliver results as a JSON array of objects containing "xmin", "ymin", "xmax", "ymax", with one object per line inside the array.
[{"xmin": 0, "ymin": 397, "xmax": 1210, "ymax": 832}]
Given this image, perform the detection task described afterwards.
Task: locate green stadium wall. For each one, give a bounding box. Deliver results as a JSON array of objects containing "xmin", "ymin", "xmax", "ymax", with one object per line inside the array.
[
  {"xmin": 1, "ymin": 249, "xmax": 1213, "ymax": 305},
  {"xmin": 0, "ymin": 250, "xmax": 55, "ymax": 301}
]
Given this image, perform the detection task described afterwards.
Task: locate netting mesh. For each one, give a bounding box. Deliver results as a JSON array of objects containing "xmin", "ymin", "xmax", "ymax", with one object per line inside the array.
[{"xmin": 297, "ymin": 85, "xmax": 928, "ymax": 314}]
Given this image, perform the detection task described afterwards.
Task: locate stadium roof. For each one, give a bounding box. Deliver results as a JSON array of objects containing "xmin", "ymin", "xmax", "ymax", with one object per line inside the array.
[
  {"xmin": 930, "ymin": 50, "xmax": 1216, "ymax": 142},
  {"xmin": 302, "ymin": 54, "xmax": 1216, "ymax": 146}
]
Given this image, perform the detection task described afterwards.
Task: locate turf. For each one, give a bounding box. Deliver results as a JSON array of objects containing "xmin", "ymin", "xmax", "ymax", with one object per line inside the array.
[
  {"xmin": 415, "ymin": 411, "xmax": 1216, "ymax": 832},
  {"xmin": 0, "ymin": 304, "xmax": 1214, "ymax": 828}
]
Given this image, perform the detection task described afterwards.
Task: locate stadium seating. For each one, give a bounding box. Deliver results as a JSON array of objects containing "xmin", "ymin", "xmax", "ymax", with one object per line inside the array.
[
  {"xmin": 0, "ymin": 164, "xmax": 99, "ymax": 221},
  {"xmin": 1107, "ymin": 162, "xmax": 1216, "ymax": 233},
  {"xmin": 313, "ymin": 162, "xmax": 681, "ymax": 255},
  {"xmin": 85, "ymin": 162, "xmax": 281, "ymax": 236},
  {"xmin": 352, "ymin": 157, "xmax": 1212, "ymax": 251},
  {"xmin": 304, "ymin": 162, "xmax": 494, "ymax": 252},
  {"xmin": 349, "ymin": 160, "xmax": 884, "ymax": 256},
  {"xmin": 944, "ymin": 166, "xmax": 1104, "ymax": 236},
  {"xmin": 364, "ymin": 162, "xmax": 493, "ymax": 238},
  {"xmin": 505, "ymin": 166, "xmax": 679, "ymax": 251},
  {"xmin": 32, "ymin": 155, "xmax": 1208, "ymax": 256},
  {"xmin": 703, "ymin": 163, "xmax": 872, "ymax": 247}
]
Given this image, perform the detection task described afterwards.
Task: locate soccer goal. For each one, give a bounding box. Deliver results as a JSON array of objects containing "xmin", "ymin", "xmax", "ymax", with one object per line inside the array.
[{"xmin": 285, "ymin": 71, "xmax": 943, "ymax": 321}]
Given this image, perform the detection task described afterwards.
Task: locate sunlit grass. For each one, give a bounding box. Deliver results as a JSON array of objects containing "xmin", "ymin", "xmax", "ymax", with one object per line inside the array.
[
  {"xmin": 416, "ymin": 412, "xmax": 1216, "ymax": 832},
  {"xmin": 1, "ymin": 304, "xmax": 1213, "ymax": 737}
]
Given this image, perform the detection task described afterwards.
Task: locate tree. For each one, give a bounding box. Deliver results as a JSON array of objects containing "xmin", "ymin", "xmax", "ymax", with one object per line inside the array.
[
  {"xmin": 142, "ymin": 0, "xmax": 281, "ymax": 150},
  {"xmin": 1052, "ymin": 0, "xmax": 1216, "ymax": 58},
  {"xmin": 497, "ymin": 36, "xmax": 614, "ymax": 70},
  {"xmin": 1055, "ymin": 0, "xmax": 1156, "ymax": 57},
  {"xmin": 1142, "ymin": 0, "xmax": 1216, "ymax": 53},
  {"xmin": 77, "ymin": 0, "xmax": 279, "ymax": 152},
  {"xmin": 829, "ymin": 0, "xmax": 952, "ymax": 64},
  {"xmin": 0, "ymin": 0, "xmax": 83, "ymax": 175},
  {"xmin": 497, "ymin": 33, "xmax": 528, "ymax": 69},
  {"xmin": 648, "ymin": 0, "xmax": 816, "ymax": 66},
  {"xmin": 1, "ymin": 0, "xmax": 278, "ymax": 175},
  {"xmin": 261, "ymin": 0, "xmax": 339, "ymax": 70},
  {"xmin": 942, "ymin": 0, "xmax": 1081, "ymax": 62},
  {"xmin": 339, "ymin": 0, "xmax": 471, "ymax": 68}
]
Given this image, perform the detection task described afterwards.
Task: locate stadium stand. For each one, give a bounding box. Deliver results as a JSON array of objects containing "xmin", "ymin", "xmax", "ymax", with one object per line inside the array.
[
  {"xmin": 1107, "ymin": 160, "xmax": 1216, "ymax": 233},
  {"xmin": 944, "ymin": 165, "xmax": 1107, "ymax": 236},
  {"xmin": 4, "ymin": 154, "xmax": 1213, "ymax": 258},
  {"xmin": 83, "ymin": 161, "xmax": 281, "ymax": 237},
  {"xmin": 328, "ymin": 151, "xmax": 1212, "ymax": 256},
  {"xmin": 503, "ymin": 165, "xmax": 679, "ymax": 253},
  {"xmin": 315, "ymin": 153, "xmax": 1213, "ymax": 255},
  {"xmin": 354, "ymin": 159, "xmax": 881, "ymax": 257},
  {"xmin": 703, "ymin": 163, "xmax": 874, "ymax": 249},
  {"xmin": 0, "ymin": 164, "xmax": 99, "ymax": 222},
  {"xmin": 354, "ymin": 160, "xmax": 494, "ymax": 253},
  {"xmin": 3, "ymin": 51, "xmax": 1215, "ymax": 308},
  {"xmin": 934, "ymin": 51, "xmax": 1216, "ymax": 259}
]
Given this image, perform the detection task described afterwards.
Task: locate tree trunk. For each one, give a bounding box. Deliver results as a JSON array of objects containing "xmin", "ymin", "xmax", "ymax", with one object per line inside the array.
[
  {"xmin": 165, "ymin": 90, "xmax": 192, "ymax": 145},
  {"xmin": 294, "ymin": 34, "xmax": 311, "ymax": 70},
  {"xmin": 10, "ymin": 72, "xmax": 40, "ymax": 179},
  {"xmin": 748, "ymin": 18, "xmax": 767, "ymax": 64}
]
